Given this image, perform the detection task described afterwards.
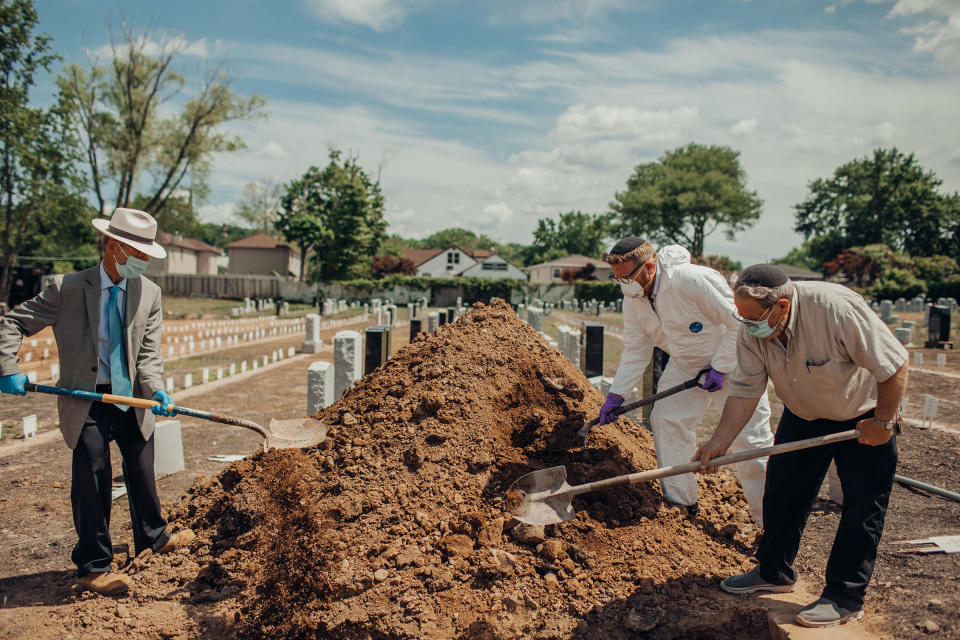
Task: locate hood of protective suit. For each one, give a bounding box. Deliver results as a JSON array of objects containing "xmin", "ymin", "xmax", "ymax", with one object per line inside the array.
[{"xmin": 658, "ymin": 244, "xmax": 691, "ymax": 274}]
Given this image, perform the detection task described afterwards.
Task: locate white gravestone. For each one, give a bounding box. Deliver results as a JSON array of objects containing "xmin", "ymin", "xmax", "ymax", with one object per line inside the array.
[
  {"xmin": 22, "ymin": 414, "xmax": 37, "ymax": 438},
  {"xmin": 922, "ymin": 394, "xmax": 939, "ymax": 429},
  {"xmin": 307, "ymin": 361, "xmax": 335, "ymax": 416},
  {"xmin": 153, "ymin": 420, "xmax": 185, "ymax": 476},
  {"xmin": 334, "ymin": 330, "xmax": 363, "ymax": 399}
]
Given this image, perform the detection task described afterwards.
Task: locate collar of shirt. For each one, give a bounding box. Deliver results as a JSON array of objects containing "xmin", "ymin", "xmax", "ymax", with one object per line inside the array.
[
  {"xmin": 99, "ymin": 262, "xmax": 128, "ymax": 293},
  {"xmin": 783, "ymin": 283, "xmax": 800, "ymax": 339}
]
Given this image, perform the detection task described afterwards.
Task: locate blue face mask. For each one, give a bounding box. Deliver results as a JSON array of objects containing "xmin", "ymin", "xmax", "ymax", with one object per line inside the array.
[
  {"xmin": 116, "ymin": 245, "xmax": 149, "ymax": 280},
  {"xmin": 745, "ymin": 319, "xmax": 776, "ymax": 338}
]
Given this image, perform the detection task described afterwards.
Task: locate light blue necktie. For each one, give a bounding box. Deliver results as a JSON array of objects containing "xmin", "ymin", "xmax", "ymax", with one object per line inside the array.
[{"xmin": 108, "ymin": 286, "xmax": 132, "ymax": 411}]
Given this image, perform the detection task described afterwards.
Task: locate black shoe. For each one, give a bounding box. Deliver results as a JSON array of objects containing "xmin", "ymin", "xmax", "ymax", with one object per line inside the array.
[
  {"xmin": 720, "ymin": 567, "xmax": 796, "ymax": 595},
  {"xmin": 686, "ymin": 503, "xmax": 699, "ymax": 517}
]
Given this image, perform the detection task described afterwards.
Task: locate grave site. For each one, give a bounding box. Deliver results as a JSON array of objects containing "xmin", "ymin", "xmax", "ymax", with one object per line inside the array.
[{"xmin": 0, "ymin": 300, "xmax": 958, "ymax": 639}]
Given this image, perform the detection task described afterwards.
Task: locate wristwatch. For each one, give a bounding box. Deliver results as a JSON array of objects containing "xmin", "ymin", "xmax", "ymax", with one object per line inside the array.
[{"xmin": 875, "ymin": 417, "xmax": 901, "ymax": 433}]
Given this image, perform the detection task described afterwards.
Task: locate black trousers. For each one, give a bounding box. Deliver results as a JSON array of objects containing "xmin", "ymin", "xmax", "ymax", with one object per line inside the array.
[
  {"xmin": 71, "ymin": 399, "xmax": 169, "ymax": 576},
  {"xmin": 756, "ymin": 407, "xmax": 897, "ymax": 610}
]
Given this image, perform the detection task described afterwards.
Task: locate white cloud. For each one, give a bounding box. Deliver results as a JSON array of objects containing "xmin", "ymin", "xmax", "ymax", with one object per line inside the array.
[
  {"xmin": 881, "ymin": 0, "xmax": 960, "ymax": 64},
  {"xmin": 825, "ymin": 5, "xmax": 837, "ymax": 13},
  {"xmin": 553, "ymin": 104, "xmax": 700, "ymax": 142},
  {"xmin": 197, "ymin": 202, "xmax": 237, "ymax": 225},
  {"xmin": 91, "ymin": 35, "xmax": 210, "ymax": 60},
  {"xmin": 259, "ymin": 142, "xmax": 291, "ymax": 160},
  {"xmin": 301, "ymin": 0, "xmax": 407, "ymax": 31},
  {"xmin": 481, "ymin": 202, "xmax": 515, "ymax": 226},
  {"xmin": 730, "ymin": 118, "xmax": 758, "ymax": 135}
]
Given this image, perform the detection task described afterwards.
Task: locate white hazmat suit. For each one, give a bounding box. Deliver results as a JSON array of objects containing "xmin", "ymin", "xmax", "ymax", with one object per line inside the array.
[{"xmin": 608, "ymin": 245, "xmax": 774, "ymax": 525}]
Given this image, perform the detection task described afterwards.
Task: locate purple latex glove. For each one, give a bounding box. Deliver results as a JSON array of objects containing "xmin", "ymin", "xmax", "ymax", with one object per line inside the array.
[
  {"xmin": 598, "ymin": 393, "xmax": 624, "ymax": 425},
  {"xmin": 700, "ymin": 368, "xmax": 725, "ymax": 392}
]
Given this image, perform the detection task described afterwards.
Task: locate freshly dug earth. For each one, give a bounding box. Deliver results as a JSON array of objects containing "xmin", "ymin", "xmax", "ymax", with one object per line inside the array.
[{"xmin": 47, "ymin": 301, "xmax": 770, "ymax": 639}]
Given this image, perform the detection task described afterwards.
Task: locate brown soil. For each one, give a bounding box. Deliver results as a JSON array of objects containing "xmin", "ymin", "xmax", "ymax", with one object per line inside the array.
[{"xmin": 0, "ymin": 301, "xmax": 773, "ymax": 639}]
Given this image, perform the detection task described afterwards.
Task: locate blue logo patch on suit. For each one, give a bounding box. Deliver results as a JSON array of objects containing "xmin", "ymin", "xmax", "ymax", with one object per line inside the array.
[{"xmin": 689, "ymin": 321, "xmax": 703, "ymax": 333}]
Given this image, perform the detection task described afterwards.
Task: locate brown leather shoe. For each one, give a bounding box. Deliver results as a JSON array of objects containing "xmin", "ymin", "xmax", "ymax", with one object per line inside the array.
[
  {"xmin": 157, "ymin": 528, "xmax": 196, "ymax": 554},
  {"xmin": 78, "ymin": 571, "xmax": 130, "ymax": 596}
]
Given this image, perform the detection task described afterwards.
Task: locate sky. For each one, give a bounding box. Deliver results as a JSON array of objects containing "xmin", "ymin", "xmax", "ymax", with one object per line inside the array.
[{"xmin": 32, "ymin": 0, "xmax": 960, "ymax": 265}]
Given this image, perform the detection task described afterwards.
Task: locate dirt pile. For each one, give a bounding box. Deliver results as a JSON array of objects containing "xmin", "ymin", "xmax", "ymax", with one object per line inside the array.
[{"xmin": 138, "ymin": 300, "xmax": 768, "ymax": 638}]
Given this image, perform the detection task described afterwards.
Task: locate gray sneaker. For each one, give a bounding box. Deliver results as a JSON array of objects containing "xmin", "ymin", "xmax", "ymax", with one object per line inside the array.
[
  {"xmin": 720, "ymin": 567, "xmax": 796, "ymax": 595},
  {"xmin": 794, "ymin": 598, "xmax": 863, "ymax": 628}
]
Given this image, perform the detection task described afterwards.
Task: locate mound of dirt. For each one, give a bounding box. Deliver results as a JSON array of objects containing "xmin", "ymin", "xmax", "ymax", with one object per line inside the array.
[{"xmin": 122, "ymin": 300, "xmax": 769, "ymax": 638}]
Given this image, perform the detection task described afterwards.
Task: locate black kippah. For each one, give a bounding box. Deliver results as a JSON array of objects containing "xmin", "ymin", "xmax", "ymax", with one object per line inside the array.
[
  {"xmin": 608, "ymin": 236, "xmax": 646, "ymax": 255},
  {"xmin": 738, "ymin": 264, "xmax": 789, "ymax": 287}
]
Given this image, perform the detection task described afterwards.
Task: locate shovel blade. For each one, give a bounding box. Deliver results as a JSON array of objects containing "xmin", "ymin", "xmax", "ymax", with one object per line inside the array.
[
  {"xmin": 263, "ymin": 418, "xmax": 328, "ymax": 450},
  {"xmin": 506, "ymin": 466, "xmax": 577, "ymax": 526}
]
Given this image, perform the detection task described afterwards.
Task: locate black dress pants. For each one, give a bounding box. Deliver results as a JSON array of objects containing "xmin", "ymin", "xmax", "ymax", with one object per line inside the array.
[
  {"xmin": 70, "ymin": 400, "xmax": 170, "ymax": 576},
  {"xmin": 756, "ymin": 407, "xmax": 897, "ymax": 611}
]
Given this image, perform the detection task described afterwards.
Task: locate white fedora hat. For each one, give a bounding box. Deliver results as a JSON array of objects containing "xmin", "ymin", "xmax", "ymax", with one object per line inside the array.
[{"xmin": 91, "ymin": 208, "xmax": 167, "ymax": 259}]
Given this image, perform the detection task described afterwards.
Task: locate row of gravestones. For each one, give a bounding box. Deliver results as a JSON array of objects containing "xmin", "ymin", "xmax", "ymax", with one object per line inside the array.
[
  {"xmin": 555, "ymin": 299, "xmax": 623, "ymax": 315},
  {"xmin": 162, "ymin": 346, "xmax": 298, "ymax": 394},
  {"xmin": 305, "ymin": 303, "xmax": 460, "ymax": 414},
  {"xmin": 232, "ymin": 297, "xmax": 281, "ymax": 316}
]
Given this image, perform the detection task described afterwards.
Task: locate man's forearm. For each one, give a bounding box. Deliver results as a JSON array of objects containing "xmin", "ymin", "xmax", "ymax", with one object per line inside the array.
[{"xmin": 875, "ymin": 359, "xmax": 908, "ymax": 421}]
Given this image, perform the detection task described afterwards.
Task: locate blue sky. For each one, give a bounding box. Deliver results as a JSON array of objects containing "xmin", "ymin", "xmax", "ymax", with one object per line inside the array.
[{"xmin": 33, "ymin": 0, "xmax": 960, "ymax": 264}]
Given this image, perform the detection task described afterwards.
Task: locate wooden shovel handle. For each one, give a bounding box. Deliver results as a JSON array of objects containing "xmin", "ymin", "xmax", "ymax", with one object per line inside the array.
[{"xmin": 575, "ymin": 429, "xmax": 861, "ymax": 496}]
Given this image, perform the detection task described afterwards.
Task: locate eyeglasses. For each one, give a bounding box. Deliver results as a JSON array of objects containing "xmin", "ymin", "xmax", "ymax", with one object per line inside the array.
[
  {"xmin": 731, "ymin": 306, "xmax": 774, "ymax": 327},
  {"xmin": 612, "ymin": 262, "xmax": 643, "ymax": 285}
]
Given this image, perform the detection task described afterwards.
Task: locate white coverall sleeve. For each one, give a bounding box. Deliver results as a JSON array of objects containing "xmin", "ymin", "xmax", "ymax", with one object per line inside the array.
[
  {"xmin": 695, "ymin": 270, "xmax": 740, "ymax": 374},
  {"xmin": 608, "ymin": 296, "xmax": 653, "ymax": 398}
]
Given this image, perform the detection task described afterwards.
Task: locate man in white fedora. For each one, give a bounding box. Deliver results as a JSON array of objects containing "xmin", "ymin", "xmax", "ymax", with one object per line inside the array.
[{"xmin": 0, "ymin": 208, "xmax": 194, "ymax": 596}]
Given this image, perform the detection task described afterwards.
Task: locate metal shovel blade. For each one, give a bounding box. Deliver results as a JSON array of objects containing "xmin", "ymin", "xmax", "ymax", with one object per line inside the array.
[
  {"xmin": 507, "ymin": 466, "xmax": 577, "ymax": 526},
  {"xmin": 262, "ymin": 417, "xmax": 328, "ymax": 450}
]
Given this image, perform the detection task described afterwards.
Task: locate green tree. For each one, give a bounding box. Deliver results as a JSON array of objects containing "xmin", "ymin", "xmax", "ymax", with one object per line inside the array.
[
  {"xmin": 523, "ymin": 210, "xmax": 608, "ymax": 265},
  {"xmin": 380, "ymin": 233, "xmax": 422, "ymax": 258},
  {"xmin": 610, "ymin": 143, "xmax": 761, "ymax": 258},
  {"xmin": 913, "ymin": 255, "xmax": 959, "ymax": 283},
  {"xmin": 0, "ymin": 0, "xmax": 83, "ymax": 302},
  {"xmin": 794, "ymin": 148, "xmax": 959, "ymax": 265},
  {"xmin": 774, "ymin": 242, "xmax": 823, "ymax": 272},
  {"xmin": 56, "ymin": 23, "xmax": 266, "ymax": 216},
  {"xmin": 422, "ymin": 228, "xmax": 496, "ymax": 251},
  {"xmin": 277, "ymin": 149, "xmax": 387, "ymax": 282},
  {"xmin": 234, "ymin": 179, "xmax": 281, "ymax": 232}
]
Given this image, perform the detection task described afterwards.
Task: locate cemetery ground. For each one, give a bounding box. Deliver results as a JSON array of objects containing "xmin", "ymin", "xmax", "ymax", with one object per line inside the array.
[{"xmin": 0, "ymin": 302, "xmax": 955, "ymax": 638}]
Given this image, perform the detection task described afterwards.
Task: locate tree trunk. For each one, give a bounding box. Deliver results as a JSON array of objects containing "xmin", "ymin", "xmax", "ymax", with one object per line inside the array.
[{"xmin": 299, "ymin": 242, "xmax": 307, "ymax": 282}]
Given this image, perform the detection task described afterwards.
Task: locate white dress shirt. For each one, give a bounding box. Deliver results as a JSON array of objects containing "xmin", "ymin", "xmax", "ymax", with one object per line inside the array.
[{"xmin": 96, "ymin": 263, "xmax": 128, "ymax": 385}]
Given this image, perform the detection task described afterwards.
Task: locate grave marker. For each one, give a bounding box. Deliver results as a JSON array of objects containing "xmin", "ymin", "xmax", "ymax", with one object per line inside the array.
[
  {"xmin": 153, "ymin": 420, "xmax": 185, "ymax": 475},
  {"xmin": 307, "ymin": 361, "xmax": 335, "ymax": 416},
  {"xmin": 22, "ymin": 414, "xmax": 37, "ymax": 438},
  {"xmin": 334, "ymin": 330, "xmax": 363, "ymax": 399},
  {"xmin": 921, "ymin": 394, "xmax": 938, "ymax": 429}
]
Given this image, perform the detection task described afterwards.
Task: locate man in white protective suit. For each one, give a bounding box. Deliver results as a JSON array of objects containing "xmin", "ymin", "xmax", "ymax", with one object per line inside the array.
[{"xmin": 596, "ymin": 237, "xmax": 774, "ymax": 524}]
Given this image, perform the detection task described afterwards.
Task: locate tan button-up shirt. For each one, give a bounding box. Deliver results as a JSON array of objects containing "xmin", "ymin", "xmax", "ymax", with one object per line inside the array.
[{"xmin": 728, "ymin": 281, "xmax": 908, "ymax": 422}]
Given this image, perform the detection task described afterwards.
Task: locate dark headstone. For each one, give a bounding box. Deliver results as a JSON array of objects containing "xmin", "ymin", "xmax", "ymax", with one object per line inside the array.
[
  {"xmin": 409, "ymin": 318, "xmax": 423, "ymax": 342},
  {"xmin": 364, "ymin": 326, "xmax": 390, "ymax": 375},
  {"xmin": 580, "ymin": 322, "xmax": 604, "ymax": 378},
  {"xmin": 926, "ymin": 305, "xmax": 952, "ymax": 349}
]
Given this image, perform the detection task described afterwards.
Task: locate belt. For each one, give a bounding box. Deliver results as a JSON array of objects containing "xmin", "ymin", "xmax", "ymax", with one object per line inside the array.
[{"xmin": 95, "ymin": 384, "xmax": 112, "ymax": 394}]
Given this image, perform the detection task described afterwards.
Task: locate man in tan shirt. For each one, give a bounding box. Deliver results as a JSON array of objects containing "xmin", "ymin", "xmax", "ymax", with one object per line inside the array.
[{"xmin": 694, "ymin": 263, "xmax": 908, "ymax": 628}]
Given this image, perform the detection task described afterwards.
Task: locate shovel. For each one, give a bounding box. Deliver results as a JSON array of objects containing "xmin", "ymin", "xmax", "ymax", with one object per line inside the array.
[
  {"xmin": 25, "ymin": 383, "xmax": 327, "ymax": 451},
  {"xmin": 577, "ymin": 369, "xmax": 711, "ymax": 438},
  {"xmin": 506, "ymin": 429, "xmax": 860, "ymax": 526}
]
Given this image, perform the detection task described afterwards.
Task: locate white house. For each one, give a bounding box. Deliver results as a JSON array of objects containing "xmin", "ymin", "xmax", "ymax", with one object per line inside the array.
[
  {"xmin": 147, "ymin": 232, "xmax": 221, "ymax": 275},
  {"xmin": 526, "ymin": 255, "xmax": 612, "ymax": 284},
  {"xmin": 459, "ymin": 254, "xmax": 526, "ymax": 279},
  {"xmin": 401, "ymin": 246, "xmax": 525, "ymax": 279}
]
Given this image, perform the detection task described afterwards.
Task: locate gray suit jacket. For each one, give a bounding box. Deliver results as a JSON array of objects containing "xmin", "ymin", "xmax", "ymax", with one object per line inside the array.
[{"xmin": 0, "ymin": 265, "xmax": 165, "ymax": 449}]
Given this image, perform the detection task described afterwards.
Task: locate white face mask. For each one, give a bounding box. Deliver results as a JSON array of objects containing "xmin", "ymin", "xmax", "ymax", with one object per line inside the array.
[
  {"xmin": 620, "ymin": 280, "xmax": 645, "ymax": 299},
  {"xmin": 116, "ymin": 244, "xmax": 149, "ymax": 280}
]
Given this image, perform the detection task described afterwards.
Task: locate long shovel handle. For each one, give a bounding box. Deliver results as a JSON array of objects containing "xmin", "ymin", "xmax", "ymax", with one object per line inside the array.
[
  {"xmin": 571, "ymin": 429, "xmax": 861, "ymax": 497},
  {"xmin": 24, "ymin": 383, "xmax": 267, "ymax": 438},
  {"xmin": 582, "ymin": 369, "xmax": 711, "ymax": 432}
]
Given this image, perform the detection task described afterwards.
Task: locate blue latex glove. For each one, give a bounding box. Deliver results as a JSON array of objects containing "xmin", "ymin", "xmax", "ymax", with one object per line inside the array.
[
  {"xmin": 598, "ymin": 393, "xmax": 624, "ymax": 425},
  {"xmin": 0, "ymin": 373, "xmax": 28, "ymax": 395},
  {"xmin": 151, "ymin": 390, "xmax": 176, "ymax": 417},
  {"xmin": 701, "ymin": 368, "xmax": 725, "ymax": 392}
]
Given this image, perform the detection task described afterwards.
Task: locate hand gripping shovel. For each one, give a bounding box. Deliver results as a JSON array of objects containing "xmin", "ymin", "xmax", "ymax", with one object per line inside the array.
[
  {"xmin": 506, "ymin": 429, "xmax": 860, "ymax": 526},
  {"xmin": 577, "ymin": 369, "xmax": 711, "ymax": 438},
  {"xmin": 25, "ymin": 383, "xmax": 327, "ymax": 451}
]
